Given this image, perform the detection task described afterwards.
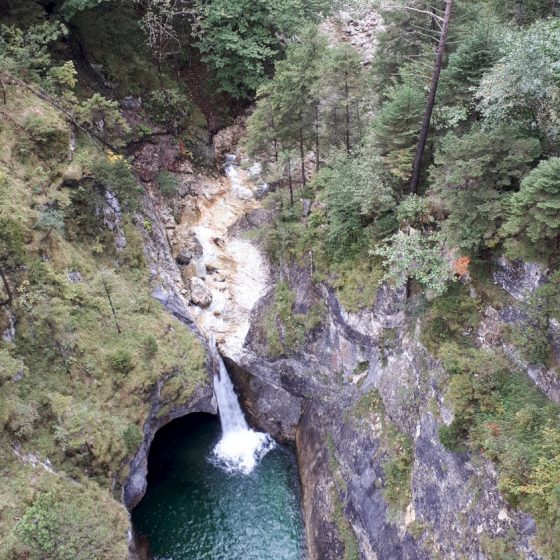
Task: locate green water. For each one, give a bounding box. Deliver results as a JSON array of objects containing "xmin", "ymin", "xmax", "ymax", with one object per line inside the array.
[{"xmin": 132, "ymin": 413, "xmax": 306, "ymax": 560}]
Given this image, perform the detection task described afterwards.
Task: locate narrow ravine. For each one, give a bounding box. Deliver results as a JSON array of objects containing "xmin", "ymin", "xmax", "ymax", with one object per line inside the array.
[
  {"xmin": 187, "ymin": 155, "xmax": 270, "ymax": 360},
  {"xmin": 132, "ymin": 147, "xmax": 308, "ymax": 559}
]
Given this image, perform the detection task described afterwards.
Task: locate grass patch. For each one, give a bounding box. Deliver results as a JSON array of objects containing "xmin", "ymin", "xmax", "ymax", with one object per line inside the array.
[
  {"xmin": 419, "ymin": 283, "xmax": 481, "ymax": 355},
  {"xmin": 259, "ymin": 281, "xmax": 325, "ymax": 357}
]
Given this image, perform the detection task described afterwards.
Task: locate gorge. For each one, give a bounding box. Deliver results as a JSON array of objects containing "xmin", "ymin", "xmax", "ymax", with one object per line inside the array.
[{"xmin": 1, "ymin": 2, "xmax": 560, "ymax": 560}]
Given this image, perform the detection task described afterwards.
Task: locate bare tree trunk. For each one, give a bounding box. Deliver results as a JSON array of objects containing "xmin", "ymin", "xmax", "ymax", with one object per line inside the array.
[
  {"xmin": 299, "ymin": 115, "xmax": 306, "ymax": 189},
  {"xmin": 287, "ymin": 158, "xmax": 294, "ymax": 206},
  {"xmin": 410, "ymin": 0, "xmax": 453, "ymax": 195},
  {"xmin": 0, "ymin": 268, "xmax": 12, "ymax": 306},
  {"xmin": 47, "ymin": 320, "xmax": 71, "ymax": 377},
  {"xmin": 0, "ymin": 76, "xmax": 6, "ymax": 105},
  {"xmin": 271, "ymin": 115, "xmax": 278, "ymax": 162},
  {"xmin": 334, "ymin": 107, "xmax": 338, "ymax": 147},
  {"xmin": 315, "ymin": 103, "xmax": 320, "ymax": 173},
  {"xmin": 345, "ymin": 72, "xmax": 351, "ymax": 153},
  {"xmin": 101, "ymin": 275, "xmax": 122, "ymax": 334},
  {"xmin": 355, "ymin": 101, "xmax": 362, "ymax": 145}
]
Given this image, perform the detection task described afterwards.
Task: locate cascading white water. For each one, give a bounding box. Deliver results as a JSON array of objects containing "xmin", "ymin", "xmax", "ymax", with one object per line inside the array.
[{"xmin": 210, "ymin": 345, "xmax": 275, "ymax": 475}]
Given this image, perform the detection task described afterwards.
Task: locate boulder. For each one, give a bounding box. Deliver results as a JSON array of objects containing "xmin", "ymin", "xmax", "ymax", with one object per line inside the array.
[
  {"xmin": 190, "ymin": 277, "xmax": 212, "ymax": 308},
  {"xmin": 176, "ymin": 249, "xmax": 193, "ymax": 265}
]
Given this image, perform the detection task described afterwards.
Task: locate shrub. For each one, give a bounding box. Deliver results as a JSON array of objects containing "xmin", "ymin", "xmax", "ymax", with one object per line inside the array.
[
  {"xmin": 439, "ymin": 420, "xmax": 468, "ymax": 452},
  {"xmin": 76, "ymin": 93, "xmax": 130, "ymax": 144},
  {"xmin": 13, "ymin": 481, "xmax": 129, "ymax": 560},
  {"xmin": 92, "ymin": 155, "xmax": 142, "ymax": 211},
  {"xmin": 382, "ymin": 428, "xmax": 413, "ymax": 511},
  {"xmin": 156, "ymin": 170, "xmax": 179, "ymax": 197},
  {"xmin": 146, "ymin": 88, "xmax": 193, "ymax": 132},
  {"xmin": 108, "ymin": 349, "xmax": 133, "ymax": 374},
  {"xmin": 22, "ymin": 114, "xmax": 69, "ymax": 161},
  {"xmin": 123, "ymin": 424, "xmax": 143, "ymax": 453},
  {"xmin": 420, "ymin": 285, "xmax": 480, "ymax": 355},
  {"xmin": 503, "ymin": 158, "xmax": 560, "ymax": 257},
  {"xmin": 438, "ymin": 342, "xmax": 560, "ymax": 558},
  {"xmin": 143, "ymin": 335, "xmax": 158, "ymax": 358}
]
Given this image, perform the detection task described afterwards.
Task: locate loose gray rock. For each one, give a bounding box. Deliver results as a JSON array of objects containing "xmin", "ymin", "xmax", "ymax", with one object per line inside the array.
[
  {"xmin": 176, "ymin": 249, "xmax": 193, "ymax": 265},
  {"xmin": 67, "ymin": 271, "xmax": 82, "ymax": 283},
  {"xmin": 190, "ymin": 277, "xmax": 212, "ymax": 308}
]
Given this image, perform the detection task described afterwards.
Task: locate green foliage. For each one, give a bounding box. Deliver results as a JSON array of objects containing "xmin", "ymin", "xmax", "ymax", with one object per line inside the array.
[
  {"xmin": 419, "ymin": 284, "xmax": 481, "ymax": 354},
  {"xmin": 156, "ymin": 170, "xmax": 179, "ymax": 197},
  {"xmin": 429, "ymin": 125, "xmax": 541, "ymax": 253},
  {"xmin": 438, "ymin": 343, "xmax": 560, "ymax": 557},
  {"xmin": 123, "ymin": 424, "xmax": 142, "ymax": 453},
  {"xmin": 438, "ymin": 420, "xmax": 467, "ymax": 452},
  {"xmin": 0, "ymin": 349, "xmax": 27, "ymax": 383},
  {"xmin": 108, "ymin": 348, "xmax": 133, "ymax": 375},
  {"xmin": 503, "ymin": 158, "xmax": 560, "ymax": 254},
  {"xmin": 374, "ymin": 230, "xmax": 453, "ymax": 297},
  {"xmin": 478, "ymin": 19, "xmax": 560, "ymax": 144},
  {"xmin": 143, "ymin": 335, "xmax": 159, "ymax": 358},
  {"xmin": 396, "ymin": 195, "xmax": 434, "ymax": 229},
  {"xmin": 13, "ymin": 481, "xmax": 128, "ymax": 560},
  {"xmin": 58, "ymin": 0, "xmax": 107, "ymax": 20},
  {"xmin": 192, "ymin": 0, "xmax": 330, "ymax": 98},
  {"xmin": 146, "ymin": 88, "xmax": 193, "ymax": 132},
  {"xmin": 0, "ymin": 21, "xmax": 67, "ymax": 81},
  {"xmin": 75, "ymin": 94, "xmax": 130, "ymax": 145},
  {"xmin": 35, "ymin": 206, "xmax": 65, "ymax": 239},
  {"xmin": 508, "ymin": 272, "xmax": 560, "ymax": 365},
  {"xmin": 22, "ymin": 113, "xmax": 69, "ymax": 161},
  {"xmin": 382, "ymin": 427, "xmax": 414, "ymax": 512},
  {"xmin": 371, "ymin": 1, "xmax": 436, "ymax": 94},
  {"xmin": 46, "ymin": 61, "xmax": 78, "ymax": 96},
  {"xmin": 439, "ymin": 18, "xmax": 502, "ymax": 111},
  {"xmin": 329, "ymin": 257, "xmax": 384, "ymax": 313},
  {"xmin": 0, "ymin": 217, "xmax": 25, "ymax": 271},
  {"xmin": 374, "ymin": 81, "xmax": 425, "ymax": 184},
  {"xmin": 318, "ymin": 142, "xmax": 395, "ymax": 260},
  {"xmin": 71, "ymin": 3, "xmax": 161, "ymax": 96},
  {"xmin": 491, "ymin": 0, "xmax": 558, "ymax": 25},
  {"xmin": 91, "ymin": 156, "xmax": 142, "ymax": 211},
  {"xmin": 353, "ymin": 389, "xmax": 384, "ymax": 418},
  {"xmin": 332, "ymin": 488, "xmax": 359, "ymax": 560},
  {"xmin": 260, "ymin": 281, "xmax": 324, "ymax": 357}
]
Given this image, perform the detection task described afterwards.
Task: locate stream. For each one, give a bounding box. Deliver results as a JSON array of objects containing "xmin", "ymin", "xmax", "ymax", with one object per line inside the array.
[{"xmin": 132, "ymin": 154, "xmax": 307, "ymax": 558}]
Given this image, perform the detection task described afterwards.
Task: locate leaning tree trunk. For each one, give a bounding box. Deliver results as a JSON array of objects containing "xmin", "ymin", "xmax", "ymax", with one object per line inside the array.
[
  {"xmin": 410, "ymin": 0, "xmax": 453, "ymax": 195},
  {"xmin": 0, "ymin": 267, "xmax": 12, "ymax": 306}
]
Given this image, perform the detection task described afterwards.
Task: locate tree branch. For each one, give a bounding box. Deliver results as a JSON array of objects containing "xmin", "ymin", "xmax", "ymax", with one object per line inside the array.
[{"xmin": 383, "ymin": 5, "xmax": 444, "ymax": 21}]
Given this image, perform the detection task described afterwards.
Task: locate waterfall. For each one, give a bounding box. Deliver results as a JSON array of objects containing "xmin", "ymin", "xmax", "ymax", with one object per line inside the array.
[{"xmin": 210, "ymin": 344, "xmax": 275, "ymax": 475}]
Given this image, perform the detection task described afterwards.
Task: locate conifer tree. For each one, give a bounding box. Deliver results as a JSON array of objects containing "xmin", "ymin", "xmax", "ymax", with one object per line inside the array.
[
  {"xmin": 503, "ymin": 158, "xmax": 560, "ymax": 254},
  {"xmin": 374, "ymin": 82, "xmax": 425, "ymax": 186}
]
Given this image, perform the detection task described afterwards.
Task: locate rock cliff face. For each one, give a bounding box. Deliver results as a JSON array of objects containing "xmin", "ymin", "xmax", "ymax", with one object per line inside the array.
[{"xmin": 223, "ymin": 260, "xmax": 546, "ymax": 560}]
